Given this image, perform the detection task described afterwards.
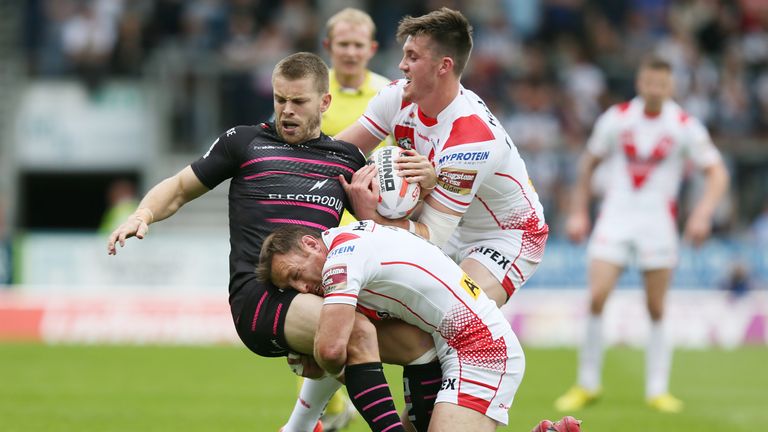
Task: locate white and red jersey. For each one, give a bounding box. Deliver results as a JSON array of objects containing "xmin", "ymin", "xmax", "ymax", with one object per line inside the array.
[
  {"xmin": 320, "ymin": 221, "xmax": 524, "ymax": 424},
  {"xmin": 360, "ymin": 79, "xmax": 547, "ymax": 245},
  {"xmin": 588, "ymin": 97, "xmax": 722, "ymax": 216},
  {"xmin": 320, "ymin": 221, "xmax": 511, "ymax": 347}
]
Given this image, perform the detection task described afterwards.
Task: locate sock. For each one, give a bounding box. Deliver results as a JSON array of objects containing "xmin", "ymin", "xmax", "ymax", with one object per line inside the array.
[
  {"xmin": 402, "ymin": 361, "xmax": 442, "ymax": 432},
  {"xmin": 578, "ymin": 314, "xmax": 603, "ymax": 392},
  {"xmin": 345, "ymin": 362, "xmax": 405, "ymax": 432},
  {"xmin": 646, "ymin": 319, "xmax": 672, "ymax": 398},
  {"xmin": 283, "ymin": 376, "xmax": 341, "ymax": 432}
]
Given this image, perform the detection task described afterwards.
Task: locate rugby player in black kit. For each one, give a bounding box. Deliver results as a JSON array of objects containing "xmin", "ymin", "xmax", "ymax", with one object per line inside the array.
[{"xmin": 107, "ymin": 52, "xmax": 425, "ymax": 432}]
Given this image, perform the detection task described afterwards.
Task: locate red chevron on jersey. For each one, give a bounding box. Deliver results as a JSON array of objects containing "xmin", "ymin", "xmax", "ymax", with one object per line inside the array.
[
  {"xmin": 622, "ymin": 130, "xmax": 675, "ymax": 188},
  {"xmin": 444, "ymin": 115, "xmax": 495, "ymax": 150},
  {"xmin": 329, "ymin": 233, "xmax": 360, "ymax": 251}
]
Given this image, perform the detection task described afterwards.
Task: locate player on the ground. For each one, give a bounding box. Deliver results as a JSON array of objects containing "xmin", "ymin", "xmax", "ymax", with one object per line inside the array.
[
  {"xmin": 106, "ymin": 52, "xmax": 431, "ymax": 431},
  {"xmin": 554, "ymin": 56, "xmax": 729, "ymax": 413},
  {"xmin": 289, "ymin": 10, "xmax": 390, "ymax": 430},
  {"xmin": 260, "ymin": 221, "xmax": 526, "ymax": 431}
]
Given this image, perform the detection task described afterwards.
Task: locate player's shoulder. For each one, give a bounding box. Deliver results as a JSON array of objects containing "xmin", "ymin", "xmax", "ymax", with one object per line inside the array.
[
  {"xmin": 317, "ymin": 135, "xmax": 366, "ymax": 166},
  {"xmin": 366, "ymin": 71, "xmax": 392, "ymax": 91},
  {"xmin": 442, "ymin": 90, "xmax": 498, "ymax": 151}
]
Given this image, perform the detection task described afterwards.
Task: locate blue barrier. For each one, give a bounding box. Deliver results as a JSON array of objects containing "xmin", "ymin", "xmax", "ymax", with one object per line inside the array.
[{"xmin": 527, "ymin": 239, "xmax": 767, "ymax": 289}]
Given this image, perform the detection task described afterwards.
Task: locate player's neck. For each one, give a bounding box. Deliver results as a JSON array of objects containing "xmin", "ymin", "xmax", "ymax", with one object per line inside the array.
[
  {"xmin": 334, "ymin": 70, "xmax": 366, "ymax": 90},
  {"xmin": 643, "ymin": 103, "xmax": 663, "ymax": 117},
  {"xmin": 418, "ymin": 79, "xmax": 460, "ymax": 119}
]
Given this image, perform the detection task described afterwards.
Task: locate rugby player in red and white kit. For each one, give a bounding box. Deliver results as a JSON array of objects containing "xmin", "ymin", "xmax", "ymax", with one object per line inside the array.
[
  {"xmin": 259, "ymin": 221, "xmax": 525, "ymax": 431},
  {"xmin": 555, "ymin": 57, "xmax": 729, "ymax": 413},
  {"xmin": 339, "ymin": 8, "xmax": 548, "ymax": 308}
]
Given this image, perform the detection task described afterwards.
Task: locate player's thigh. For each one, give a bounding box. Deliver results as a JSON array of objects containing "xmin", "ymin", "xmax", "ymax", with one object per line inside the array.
[
  {"xmin": 587, "ymin": 258, "xmax": 624, "ymax": 310},
  {"xmin": 643, "ymin": 267, "xmax": 673, "ymax": 320},
  {"xmin": 374, "ymin": 319, "xmax": 435, "ymax": 365},
  {"xmin": 460, "ymin": 257, "xmax": 507, "ymax": 306},
  {"xmin": 428, "ymin": 402, "xmax": 497, "ymax": 432},
  {"xmin": 284, "ymin": 292, "xmax": 324, "ymax": 355}
]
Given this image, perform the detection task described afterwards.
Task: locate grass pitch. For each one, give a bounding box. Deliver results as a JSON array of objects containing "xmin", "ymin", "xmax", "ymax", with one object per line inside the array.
[{"xmin": 0, "ymin": 343, "xmax": 766, "ymax": 431}]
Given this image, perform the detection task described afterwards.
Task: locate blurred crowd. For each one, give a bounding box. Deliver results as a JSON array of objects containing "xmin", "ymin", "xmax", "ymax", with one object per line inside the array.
[{"xmin": 20, "ymin": 0, "xmax": 768, "ymax": 238}]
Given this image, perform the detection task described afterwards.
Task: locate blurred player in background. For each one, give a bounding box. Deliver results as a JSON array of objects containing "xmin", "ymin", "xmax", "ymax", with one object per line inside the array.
[
  {"xmin": 260, "ymin": 222, "xmax": 525, "ymax": 431},
  {"xmin": 554, "ymin": 56, "xmax": 729, "ymax": 413},
  {"xmin": 292, "ymin": 9, "xmax": 390, "ymax": 429}
]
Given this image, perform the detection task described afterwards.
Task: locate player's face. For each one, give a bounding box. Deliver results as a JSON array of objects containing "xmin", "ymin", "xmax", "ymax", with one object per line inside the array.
[
  {"xmin": 399, "ymin": 35, "xmax": 441, "ymax": 103},
  {"xmin": 273, "ymin": 75, "xmax": 331, "ymax": 145},
  {"xmin": 270, "ymin": 243, "xmax": 326, "ymax": 296},
  {"xmin": 326, "ymin": 22, "xmax": 377, "ymax": 79},
  {"xmin": 636, "ymin": 68, "xmax": 673, "ymax": 108}
]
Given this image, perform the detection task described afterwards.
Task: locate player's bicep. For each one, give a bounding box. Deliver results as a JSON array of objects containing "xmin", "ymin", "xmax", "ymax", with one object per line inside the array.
[
  {"xmin": 177, "ymin": 166, "xmax": 210, "ymax": 201},
  {"xmin": 337, "ymin": 121, "xmax": 383, "ymax": 155}
]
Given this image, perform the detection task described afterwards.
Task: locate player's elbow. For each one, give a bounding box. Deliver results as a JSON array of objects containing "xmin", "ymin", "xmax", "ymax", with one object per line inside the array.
[{"xmin": 314, "ymin": 340, "xmax": 347, "ymax": 372}]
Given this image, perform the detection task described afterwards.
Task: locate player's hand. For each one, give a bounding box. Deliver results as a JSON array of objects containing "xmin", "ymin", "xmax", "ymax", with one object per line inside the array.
[
  {"xmin": 684, "ymin": 210, "xmax": 712, "ymax": 248},
  {"xmin": 395, "ymin": 150, "xmax": 437, "ymax": 191},
  {"xmin": 340, "ymin": 164, "xmax": 380, "ymax": 220},
  {"xmin": 287, "ymin": 353, "xmax": 326, "ymax": 379},
  {"xmin": 107, "ymin": 215, "xmax": 149, "ymax": 255},
  {"xmin": 565, "ymin": 212, "xmax": 590, "ymax": 243}
]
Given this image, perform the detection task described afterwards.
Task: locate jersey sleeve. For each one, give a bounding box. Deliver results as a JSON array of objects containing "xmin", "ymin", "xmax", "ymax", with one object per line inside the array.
[
  {"xmin": 191, "ymin": 126, "xmax": 255, "ymax": 189},
  {"xmin": 321, "ymin": 235, "xmax": 377, "ymax": 308},
  {"xmin": 684, "ymin": 117, "xmax": 722, "ymax": 168},
  {"xmin": 586, "ymin": 108, "xmax": 618, "ymax": 158},
  {"xmin": 431, "ymin": 116, "xmax": 503, "ymax": 213},
  {"xmin": 358, "ymin": 80, "xmax": 403, "ymax": 141}
]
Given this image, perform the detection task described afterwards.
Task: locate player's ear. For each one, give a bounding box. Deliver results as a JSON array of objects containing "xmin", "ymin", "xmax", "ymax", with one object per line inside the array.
[
  {"xmin": 302, "ymin": 235, "xmax": 320, "ymax": 252},
  {"xmin": 320, "ymin": 92, "xmax": 332, "ymax": 113},
  {"xmin": 437, "ymin": 56, "xmax": 454, "ymax": 77},
  {"xmin": 322, "ymin": 37, "xmax": 331, "ymax": 52}
]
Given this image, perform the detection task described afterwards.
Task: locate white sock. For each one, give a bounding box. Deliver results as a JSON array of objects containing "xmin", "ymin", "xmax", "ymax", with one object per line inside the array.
[
  {"xmin": 283, "ymin": 376, "xmax": 342, "ymax": 432},
  {"xmin": 646, "ymin": 319, "xmax": 672, "ymax": 398},
  {"xmin": 577, "ymin": 314, "xmax": 603, "ymax": 392}
]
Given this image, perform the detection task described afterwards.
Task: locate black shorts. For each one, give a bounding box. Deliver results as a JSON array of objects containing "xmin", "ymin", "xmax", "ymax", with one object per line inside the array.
[{"xmin": 232, "ymin": 277, "xmax": 299, "ymax": 358}]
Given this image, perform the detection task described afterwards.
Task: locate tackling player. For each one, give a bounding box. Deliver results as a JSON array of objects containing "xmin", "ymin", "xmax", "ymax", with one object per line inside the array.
[
  {"xmin": 338, "ymin": 7, "xmax": 548, "ymax": 308},
  {"xmin": 106, "ymin": 52, "xmax": 433, "ymax": 431},
  {"xmin": 259, "ymin": 221, "xmax": 526, "ymax": 431},
  {"xmin": 554, "ymin": 56, "xmax": 729, "ymax": 413}
]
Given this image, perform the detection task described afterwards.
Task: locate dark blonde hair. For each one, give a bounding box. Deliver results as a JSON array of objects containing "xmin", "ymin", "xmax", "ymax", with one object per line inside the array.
[
  {"xmin": 396, "ymin": 7, "xmax": 473, "ymax": 76},
  {"xmin": 257, "ymin": 225, "xmax": 322, "ymax": 282},
  {"xmin": 326, "ymin": 8, "xmax": 376, "ymax": 41},
  {"xmin": 273, "ymin": 52, "xmax": 330, "ymax": 94},
  {"xmin": 640, "ymin": 55, "xmax": 672, "ymax": 73}
]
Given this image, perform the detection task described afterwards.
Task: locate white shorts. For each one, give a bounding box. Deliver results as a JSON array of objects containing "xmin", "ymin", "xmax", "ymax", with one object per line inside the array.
[
  {"xmin": 433, "ymin": 327, "xmax": 524, "ymax": 425},
  {"xmin": 444, "ymin": 226, "xmax": 548, "ymax": 298},
  {"xmin": 588, "ymin": 205, "xmax": 678, "ymax": 270}
]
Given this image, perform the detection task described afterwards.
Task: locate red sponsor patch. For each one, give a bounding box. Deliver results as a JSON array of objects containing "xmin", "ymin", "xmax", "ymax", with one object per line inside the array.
[
  {"xmin": 437, "ymin": 168, "xmax": 477, "ymax": 195},
  {"xmin": 322, "ymin": 265, "xmax": 348, "ymax": 295}
]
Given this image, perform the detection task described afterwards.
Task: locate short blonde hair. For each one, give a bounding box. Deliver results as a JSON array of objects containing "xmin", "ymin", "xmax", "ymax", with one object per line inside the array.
[{"xmin": 326, "ymin": 7, "xmax": 376, "ymax": 41}]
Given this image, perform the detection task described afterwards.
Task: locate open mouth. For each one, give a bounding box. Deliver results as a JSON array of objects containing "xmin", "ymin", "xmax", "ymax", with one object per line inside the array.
[{"xmin": 281, "ymin": 120, "xmax": 299, "ymax": 133}]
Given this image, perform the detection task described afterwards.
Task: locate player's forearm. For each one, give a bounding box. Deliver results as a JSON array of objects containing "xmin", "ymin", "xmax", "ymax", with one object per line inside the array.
[
  {"xmin": 693, "ymin": 162, "xmax": 730, "ymax": 218},
  {"xmin": 570, "ymin": 153, "xmax": 599, "ymax": 215}
]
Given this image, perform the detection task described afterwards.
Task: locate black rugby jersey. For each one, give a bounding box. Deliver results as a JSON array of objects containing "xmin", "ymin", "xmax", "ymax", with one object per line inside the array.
[{"xmin": 191, "ymin": 122, "xmax": 366, "ymax": 304}]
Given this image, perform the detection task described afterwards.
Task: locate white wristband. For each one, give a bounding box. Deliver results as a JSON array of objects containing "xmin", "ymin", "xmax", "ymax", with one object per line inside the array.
[{"xmin": 408, "ymin": 220, "xmax": 417, "ymax": 233}]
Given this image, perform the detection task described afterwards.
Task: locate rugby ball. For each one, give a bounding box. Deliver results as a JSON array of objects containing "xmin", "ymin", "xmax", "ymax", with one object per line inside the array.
[{"xmin": 370, "ymin": 146, "xmax": 420, "ymax": 219}]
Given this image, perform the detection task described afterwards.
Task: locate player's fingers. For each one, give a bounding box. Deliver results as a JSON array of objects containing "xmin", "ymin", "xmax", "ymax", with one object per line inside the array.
[{"xmin": 136, "ymin": 222, "xmax": 148, "ymax": 239}]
